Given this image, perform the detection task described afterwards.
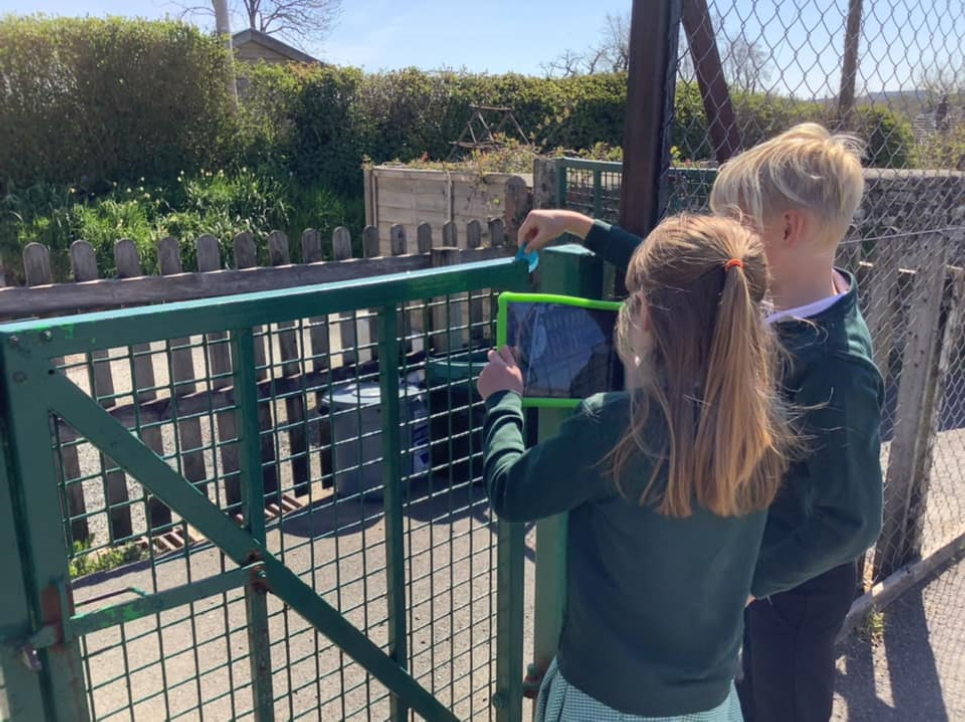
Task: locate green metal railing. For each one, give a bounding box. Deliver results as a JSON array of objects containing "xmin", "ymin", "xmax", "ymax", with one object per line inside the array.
[
  {"xmin": 554, "ymin": 158, "xmax": 718, "ymax": 222},
  {"xmin": 0, "ymin": 255, "xmax": 560, "ymax": 721}
]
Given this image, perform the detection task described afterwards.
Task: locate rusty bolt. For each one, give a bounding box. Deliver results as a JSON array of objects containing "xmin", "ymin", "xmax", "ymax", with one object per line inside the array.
[{"xmin": 491, "ymin": 693, "xmax": 506, "ymax": 710}]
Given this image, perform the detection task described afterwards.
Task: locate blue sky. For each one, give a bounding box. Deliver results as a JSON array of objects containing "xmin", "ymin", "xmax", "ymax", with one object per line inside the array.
[
  {"xmin": 2, "ymin": 0, "xmax": 633, "ymax": 74},
  {"xmin": 2, "ymin": 0, "xmax": 955, "ymax": 94}
]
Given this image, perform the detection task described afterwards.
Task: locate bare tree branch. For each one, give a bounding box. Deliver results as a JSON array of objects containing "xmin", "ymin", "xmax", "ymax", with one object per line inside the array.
[{"xmin": 169, "ymin": 0, "xmax": 341, "ymax": 49}]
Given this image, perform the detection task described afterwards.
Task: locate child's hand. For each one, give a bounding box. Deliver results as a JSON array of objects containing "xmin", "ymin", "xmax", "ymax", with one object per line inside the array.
[
  {"xmin": 477, "ymin": 346, "xmax": 524, "ymax": 400},
  {"xmin": 518, "ymin": 210, "xmax": 594, "ymax": 253}
]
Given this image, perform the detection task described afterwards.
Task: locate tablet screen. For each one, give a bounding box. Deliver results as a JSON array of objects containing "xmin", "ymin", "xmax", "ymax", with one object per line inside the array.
[{"xmin": 503, "ymin": 301, "xmax": 624, "ymax": 400}]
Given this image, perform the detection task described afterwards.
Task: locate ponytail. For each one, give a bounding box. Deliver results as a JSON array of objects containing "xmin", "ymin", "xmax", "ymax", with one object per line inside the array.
[{"xmin": 609, "ymin": 214, "xmax": 796, "ymax": 518}]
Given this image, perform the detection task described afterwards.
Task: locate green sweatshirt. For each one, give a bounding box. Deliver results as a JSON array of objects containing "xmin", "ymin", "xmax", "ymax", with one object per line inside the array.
[
  {"xmin": 484, "ymin": 390, "xmax": 768, "ymax": 716},
  {"xmin": 582, "ymin": 220, "xmax": 885, "ymax": 597}
]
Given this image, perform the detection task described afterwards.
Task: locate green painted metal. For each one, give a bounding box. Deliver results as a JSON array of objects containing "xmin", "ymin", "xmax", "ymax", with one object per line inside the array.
[
  {"xmin": 0, "ymin": 259, "xmax": 527, "ymax": 358},
  {"xmin": 1, "ymin": 258, "xmax": 536, "ymax": 721},
  {"xmin": 0, "ymin": 358, "xmax": 91, "ymax": 722},
  {"xmin": 230, "ymin": 329, "xmax": 276, "ymax": 722},
  {"xmin": 37, "ymin": 370, "xmax": 459, "ymax": 722},
  {"xmin": 69, "ymin": 566, "xmax": 256, "ymax": 637},
  {"xmin": 0, "ymin": 425, "xmax": 49, "ymax": 721},
  {"xmin": 530, "ymin": 246, "xmax": 606, "ymax": 682},
  {"xmin": 377, "ymin": 307, "xmax": 410, "ymax": 722},
  {"xmin": 494, "ymin": 520, "xmax": 525, "ymax": 722}
]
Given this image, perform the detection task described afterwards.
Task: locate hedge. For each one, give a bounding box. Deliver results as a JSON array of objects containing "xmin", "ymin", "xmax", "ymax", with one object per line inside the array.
[
  {"xmin": 0, "ymin": 15, "xmax": 235, "ymax": 189},
  {"xmin": 1, "ymin": 15, "xmax": 918, "ymax": 196}
]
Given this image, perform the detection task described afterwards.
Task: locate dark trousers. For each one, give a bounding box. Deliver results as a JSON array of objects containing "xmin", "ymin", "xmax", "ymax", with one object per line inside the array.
[{"xmin": 737, "ymin": 561, "xmax": 857, "ymax": 722}]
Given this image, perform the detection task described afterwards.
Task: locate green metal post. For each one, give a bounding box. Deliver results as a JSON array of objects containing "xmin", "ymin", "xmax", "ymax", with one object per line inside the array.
[
  {"xmin": 593, "ymin": 169, "xmax": 603, "ymax": 218},
  {"xmin": 531, "ymin": 246, "xmax": 606, "ymax": 686},
  {"xmin": 0, "ymin": 337, "xmax": 90, "ymax": 722},
  {"xmin": 494, "ymin": 517, "xmax": 525, "ymax": 722},
  {"xmin": 555, "ymin": 160, "xmax": 567, "ymax": 208},
  {"xmin": 230, "ymin": 329, "xmax": 275, "ymax": 722},
  {"xmin": 0, "ymin": 422, "xmax": 49, "ymax": 721},
  {"xmin": 377, "ymin": 306, "xmax": 410, "ymax": 722}
]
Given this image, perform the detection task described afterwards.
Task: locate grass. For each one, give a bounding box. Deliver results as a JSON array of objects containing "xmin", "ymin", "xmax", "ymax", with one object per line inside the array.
[
  {"xmin": 69, "ymin": 537, "xmax": 149, "ymax": 579},
  {"xmin": 1, "ymin": 169, "xmax": 366, "ymax": 284},
  {"xmin": 856, "ymin": 607, "xmax": 886, "ymax": 646}
]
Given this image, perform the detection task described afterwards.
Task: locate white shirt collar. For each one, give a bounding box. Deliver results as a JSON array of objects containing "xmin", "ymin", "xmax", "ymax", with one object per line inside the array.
[{"xmin": 765, "ymin": 271, "xmax": 850, "ymax": 325}]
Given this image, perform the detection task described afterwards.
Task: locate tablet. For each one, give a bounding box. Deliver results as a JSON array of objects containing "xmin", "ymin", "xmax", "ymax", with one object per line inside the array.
[{"xmin": 496, "ymin": 292, "xmax": 625, "ymax": 408}]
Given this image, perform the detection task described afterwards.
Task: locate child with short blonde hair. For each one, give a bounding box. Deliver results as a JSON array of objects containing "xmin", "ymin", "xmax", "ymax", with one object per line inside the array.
[{"xmin": 517, "ymin": 122, "xmax": 884, "ymax": 722}]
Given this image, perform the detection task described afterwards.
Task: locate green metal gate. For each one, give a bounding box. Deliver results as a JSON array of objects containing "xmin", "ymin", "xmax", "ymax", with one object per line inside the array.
[{"xmin": 0, "ymin": 258, "xmax": 531, "ymax": 721}]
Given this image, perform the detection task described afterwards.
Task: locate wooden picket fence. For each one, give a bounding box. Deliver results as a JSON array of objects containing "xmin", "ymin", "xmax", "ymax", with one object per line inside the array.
[{"xmin": 0, "ymin": 219, "xmax": 515, "ymax": 549}]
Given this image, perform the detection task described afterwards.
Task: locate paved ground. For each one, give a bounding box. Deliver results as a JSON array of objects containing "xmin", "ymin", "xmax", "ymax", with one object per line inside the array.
[{"xmin": 833, "ymin": 555, "xmax": 965, "ymax": 722}]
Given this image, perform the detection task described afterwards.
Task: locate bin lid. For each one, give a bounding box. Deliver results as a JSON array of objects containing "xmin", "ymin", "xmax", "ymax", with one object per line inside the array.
[{"xmin": 324, "ymin": 381, "xmax": 424, "ymax": 408}]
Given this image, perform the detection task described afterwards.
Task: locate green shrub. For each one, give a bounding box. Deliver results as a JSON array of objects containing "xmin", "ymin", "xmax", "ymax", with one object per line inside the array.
[
  {"xmin": 0, "ymin": 15, "xmax": 234, "ymax": 188},
  {"xmin": 1, "ymin": 170, "xmax": 362, "ymax": 282}
]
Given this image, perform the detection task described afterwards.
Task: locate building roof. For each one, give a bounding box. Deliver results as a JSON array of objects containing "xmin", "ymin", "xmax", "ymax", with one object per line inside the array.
[{"xmin": 231, "ymin": 28, "xmax": 321, "ymax": 65}]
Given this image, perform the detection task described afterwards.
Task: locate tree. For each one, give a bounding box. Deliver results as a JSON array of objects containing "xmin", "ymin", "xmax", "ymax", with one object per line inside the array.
[
  {"xmin": 177, "ymin": 0, "xmax": 342, "ymax": 48},
  {"xmin": 723, "ymin": 36, "xmax": 772, "ymax": 94},
  {"xmin": 541, "ymin": 12, "xmax": 629, "ymax": 77},
  {"xmin": 546, "ymin": 11, "xmax": 773, "ymax": 95}
]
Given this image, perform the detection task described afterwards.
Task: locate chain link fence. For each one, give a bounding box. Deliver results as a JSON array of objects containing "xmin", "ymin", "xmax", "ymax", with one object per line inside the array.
[{"xmin": 553, "ymin": 1, "xmax": 965, "ymax": 719}]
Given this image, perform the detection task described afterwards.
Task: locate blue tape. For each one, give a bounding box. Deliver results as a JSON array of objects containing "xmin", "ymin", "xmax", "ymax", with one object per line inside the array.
[{"xmin": 515, "ymin": 247, "xmax": 539, "ymax": 273}]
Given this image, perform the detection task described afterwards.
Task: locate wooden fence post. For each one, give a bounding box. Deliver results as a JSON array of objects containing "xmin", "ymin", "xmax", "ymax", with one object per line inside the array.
[
  {"xmin": 269, "ymin": 230, "xmax": 307, "ymax": 503},
  {"xmin": 431, "ymin": 246, "xmax": 462, "ymax": 355},
  {"xmin": 196, "ymin": 235, "xmax": 239, "ymax": 511},
  {"xmin": 24, "ymin": 243, "xmax": 88, "ymax": 543},
  {"xmin": 467, "ymin": 220, "xmax": 486, "ymax": 342},
  {"xmin": 532, "ymin": 158, "xmax": 558, "ymax": 210},
  {"xmin": 332, "ymin": 227, "xmax": 357, "ymax": 365},
  {"xmin": 875, "ymin": 237, "xmax": 949, "ymax": 578},
  {"xmin": 157, "ymin": 237, "xmax": 207, "ymax": 488},
  {"xmin": 390, "ymin": 224, "xmax": 410, "ymax": 354},
  {"xmin": 300, "ymin": 229, "xmax": 331, "ymax": 373},
  {"xmin": 233, "ymin": 231, "xmax": 279, "ymax": 506},
  {"xmin": 115, "ymin": 239, "xmax": 171, "ymax": 532}
]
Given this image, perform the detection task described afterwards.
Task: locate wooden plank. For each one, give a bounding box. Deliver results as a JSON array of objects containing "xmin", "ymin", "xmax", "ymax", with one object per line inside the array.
[
  {"xmin": 372, "ymin": 167, "xmax": 481, "ymax": 184},
  {"xmin": 70, "ymin": 241, "xmax": 115, "ymax": 407},
  {"xmin": 157, "ymin": 237, "xmax": 206, "ymax": 487},
  {"xmin": 300, "ymin": 228, "xmax": 332, "ymax": 494},
  {"xmin": 23, "ymin": 243, "xmax": 53, "ymax": 287},
  {"xmin": 300, "ymin": 230, "xmax": 330, "ymax": 373},
  {"xmin": 363, "ymin": 167, "xmax": 375, "ymax": 227},
  {"xmin": 431, "ymin": 247, "xmax": 464, "ymax": 354},
  {"xmin": 390, "ymin": 225, "xmax": 411, "ymax": 352},
  {"xmin": 195, "ymin": 234, "xmax": 231, "ymax": 385},
  {"xmin": 270, "ymin": 231, "xmax": 306, "ymax": 498},
  {"xmin": 115, "ymin": 239, "xmax": 170, "ymax": 531},
  {"xmin": 26, "ymin": 243, "xmax": 89, "ymax": 542},
  {"xmin": 363, "ymin": 227, "xmax": 383, "ymax": 355},
  {"xmin": 875, "ymin": 236, "xmax": 948, "ymax": 578},
  {"xmin": 504, "ymin": 175, "xmax": 531, "ymax": 243},
  {"xmin": 417, "ymin": 223, "xmax": 434, "ymax": 254},
  {"xmin": 489, "ymin": 218, "xmax": 506, "ymax": 249},
  {"xmin": 0, "ymin": 250, "xmax": 512, "ymax": 317},
  {"xmin": 237, "ymin": 232, "xmax": 278, "ymax": 501},
  {"xmin": 865, "ymin": 243, "xmax": 899, "ymax": 383},
  {"xmin": 195, "ymin": 234, "xmax": 239, "ymax": 511},
  {"xmin": 467, "ymin": 221, "xmax": 486, "ymax": 342},
  {"xmin": 443, "ymin": 221, "xmax": 459, "ymax": 249},
  {"xmin": 332, "ymin": 227, "xmax": 358, "ymax": 365},
  {"xmin": 234, "ymin": 233, "xmax": 268, "ymax": 379},
  {"xmin": 362, "ymin": 226, "xmax": 380, "ymax": 260},
  {"xmin": 908, "ymin": 264, "xmax": 965, "ymax": 556}
]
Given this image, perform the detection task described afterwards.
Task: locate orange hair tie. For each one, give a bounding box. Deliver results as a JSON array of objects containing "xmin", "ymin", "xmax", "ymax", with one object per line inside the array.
[{"xmin": 724, "ymin": 258, "xmax": 745, "ymax": 272}]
